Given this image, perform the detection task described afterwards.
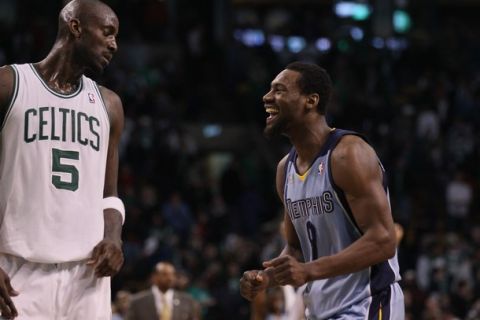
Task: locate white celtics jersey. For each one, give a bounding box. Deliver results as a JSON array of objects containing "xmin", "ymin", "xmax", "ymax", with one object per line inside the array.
[{"xmin": 0, "ymin": 64, "xmax": 110, "ymax": 263}]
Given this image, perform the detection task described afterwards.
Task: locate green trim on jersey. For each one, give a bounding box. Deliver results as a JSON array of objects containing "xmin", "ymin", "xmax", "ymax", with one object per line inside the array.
[
  {"xmin": 29, "ymin": 64, "xmax": 83, "ymax": 98},
  {"xmin": 93, "ymin": 83, "xmax": 111, "ymax": 127},
  {"xmin": 1, "ymin": 65, "xmax": 20, "ymax": 131}
]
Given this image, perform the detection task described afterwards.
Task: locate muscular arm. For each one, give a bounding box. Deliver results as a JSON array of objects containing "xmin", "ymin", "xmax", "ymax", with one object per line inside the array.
[
  {"xmin": 275, "ymin": 155, "xmax": 303, "ymax": 260},
  {"xmin": 0, "ymin": 67, "xmax": 20, "ymax": 317},
  {"xmin": 0, "ymin": 66, "xmax": 15, "ymax": 129},
  {"xmin": 87, "ymin": 85, "xmax": 124, "ymax": 277},
  {"xmin": 305, "ymin": 135, "xmax": 397, "ymax": 281},
  {"xmin": 100, "ymin": 85, "xmax": 124, "ymax": 240},
  {"xmin": 240, "ymin": 155, "xmax": 304, "ymax": 299},
  {"xmin": 262, "ymin": 155, "xmax": 304, "ymax": 287}
]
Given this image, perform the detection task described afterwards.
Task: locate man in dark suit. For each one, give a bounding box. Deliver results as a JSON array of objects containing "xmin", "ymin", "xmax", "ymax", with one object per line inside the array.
[{"xmin": 126, "ymin": 262, "xmax": 200, "ymax": 320}]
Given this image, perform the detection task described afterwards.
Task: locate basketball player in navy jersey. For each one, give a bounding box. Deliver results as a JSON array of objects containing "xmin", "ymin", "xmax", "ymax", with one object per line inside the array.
[
  {"xmin": 0, "ymin": 0, "xmax": 124, "ymax": 318},
  {"xmin": 240, "ymin": 62, "xmax": 404, "ymax": 319}
]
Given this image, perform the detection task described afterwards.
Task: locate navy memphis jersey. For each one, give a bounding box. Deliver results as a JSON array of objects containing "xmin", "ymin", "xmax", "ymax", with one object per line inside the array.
[{"xmin": 283, "ymin": 129, "xmax": 401, "ymax": 319}]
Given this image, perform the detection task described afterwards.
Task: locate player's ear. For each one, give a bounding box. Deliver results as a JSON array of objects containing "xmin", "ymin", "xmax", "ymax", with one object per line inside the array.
[
  {"xmin": 305, "ymin": 93, "xmax": 319, "ymax": 111},
  {"xmin": 69, "ymin": 18, "xmax": 82, "ymax": 38}
]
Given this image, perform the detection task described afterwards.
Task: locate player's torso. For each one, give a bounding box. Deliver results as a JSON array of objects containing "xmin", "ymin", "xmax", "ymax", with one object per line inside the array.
[
  {"xmin": 1, "ymin": 63, "xmax": 110, "ymax": 191},
  {"xmin": 0, "ymin": 63, "xmax": 110, "ymax": 262},
  {"xmin": 284, "ymin": 146, "xmax": 361, "ymax": 265},
  {"xmin": 283, "ymin": 129, "xmax": 400, "ymax": 319}
]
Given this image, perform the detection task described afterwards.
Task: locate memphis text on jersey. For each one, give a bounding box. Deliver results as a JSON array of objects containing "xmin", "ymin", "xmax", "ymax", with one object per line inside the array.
[
  {"xmin": 23, "ymin": 106, "xmax": 101, "ymax": 151},
  {"xmin": 286, "ymin": 191, "xmax": 334, "ymax": 220}
]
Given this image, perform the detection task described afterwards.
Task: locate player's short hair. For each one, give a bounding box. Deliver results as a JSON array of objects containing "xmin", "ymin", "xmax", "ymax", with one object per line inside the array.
[{"xmin": 286, "ymin": 61, "xmax": 333, "ymax": 115}]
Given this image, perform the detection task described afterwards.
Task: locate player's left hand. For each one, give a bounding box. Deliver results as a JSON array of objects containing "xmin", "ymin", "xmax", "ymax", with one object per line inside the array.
[
  {"xmin": 262, "ymin": 255, "xmax": 309, "ymax": 287},
  {"xmin": 87, "ymin": 239, "xmax": 124, "ymax": 277}
]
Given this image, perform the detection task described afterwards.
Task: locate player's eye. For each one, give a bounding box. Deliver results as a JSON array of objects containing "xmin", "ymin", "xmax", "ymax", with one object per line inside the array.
[{"xmin": 103, "ymin": 27, "xmax": 115, "ymax": 37}]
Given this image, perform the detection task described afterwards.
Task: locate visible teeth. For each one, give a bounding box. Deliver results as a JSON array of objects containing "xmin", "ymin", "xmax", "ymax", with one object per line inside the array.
[{"xmin": 266, "ymin": 108, "xmax": 279, "ymax": 114}]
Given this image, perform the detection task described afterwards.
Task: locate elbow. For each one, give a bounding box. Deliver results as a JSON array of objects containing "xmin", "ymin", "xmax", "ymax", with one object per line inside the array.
[{"xmin": 376, "ymin": 232, "xmax": 397, "ymax": 261}]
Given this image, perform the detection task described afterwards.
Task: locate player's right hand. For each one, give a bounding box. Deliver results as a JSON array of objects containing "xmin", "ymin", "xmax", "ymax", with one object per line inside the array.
[
  {"xmin": 0, "ymin": 267, "xmax": 18, "ymax": 319},
  {"xmin": 239, "ymin": 270, "xmax": 269, "ymax": 301}
]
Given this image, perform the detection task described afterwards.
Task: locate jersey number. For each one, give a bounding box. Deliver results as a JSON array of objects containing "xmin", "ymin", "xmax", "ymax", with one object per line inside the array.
[
  {"xmin": 306, "ymin": 221, "xmax": 318, "ymax": 260},
  {"xmin": 52, "ymin": 148, "xmax": 79, "ymax": 191}
]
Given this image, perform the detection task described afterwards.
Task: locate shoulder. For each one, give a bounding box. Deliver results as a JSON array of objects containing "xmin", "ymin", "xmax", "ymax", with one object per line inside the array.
[
  {"xmin": 331, "ymin": 134, "xmax": 376, "ymax": 166},
  {"xmin": 97, "ymin": 85, "xmax": 124, "ymax": 130},
  {"xmin": 330, "ymin": 134, "xmax": 381, "ymax": 190},
  {"xmin": 276, "ymin": 154, "xmax": 290, "ymax": 177},
  {"xmin": 98, "ymin": 86, "xmax": 123, "ymax": 112},
  {"xmin": 174, "ymin": 291, "xmax": 199, "ymax": 313},
  {"xmin": 175, "ymin": 290, "xmax": 194, "ymax": 301},
  {"xmin": 0, "ymin": 65, "xmax": 15, "ymax": 81},
  {"xmin": 275, "ymin": 153, "xmax": 290, "ymax": 199},
  {"xmin": 0, "ymin": 65, "xmax": 16, "ymax": 108},
  {"xmin": 129, "ymin": 289, "xmax": 154, "ymax": 303}
]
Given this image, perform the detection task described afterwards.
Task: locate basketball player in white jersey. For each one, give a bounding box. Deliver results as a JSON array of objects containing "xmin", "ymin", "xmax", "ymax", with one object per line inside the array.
[
  {"xmin": 240, "ymin": 62, "xmax": 404, "ymax": 319},
  {"xmin": 0, "ymin": 0, "xmax": 124, "ymax": 319}
]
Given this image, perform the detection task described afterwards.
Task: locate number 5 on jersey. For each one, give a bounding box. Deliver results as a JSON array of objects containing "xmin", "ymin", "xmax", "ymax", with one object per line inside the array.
[{"xmin": 52, "ymin": 148, "xmax": 79, "ymax": 191}]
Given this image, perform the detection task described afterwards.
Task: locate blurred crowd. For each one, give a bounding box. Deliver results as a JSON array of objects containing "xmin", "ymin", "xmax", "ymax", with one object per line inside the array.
[{"xmin": 1, "ymin": 0, "xmax": 480, "ymax": 319}]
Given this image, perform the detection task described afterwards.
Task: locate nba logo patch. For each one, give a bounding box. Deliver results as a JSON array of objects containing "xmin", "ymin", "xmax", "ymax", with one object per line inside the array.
[
  {"xmin": 318, "ymin": 162, "xmax": 324, "ymax": 174},
  {"xmin": 88, "ymin": 93, "xmax": 95, "ymax": 103},
  {"xmin": 288, "ymin": 174, "xmax": 294, "ymax": 184}
]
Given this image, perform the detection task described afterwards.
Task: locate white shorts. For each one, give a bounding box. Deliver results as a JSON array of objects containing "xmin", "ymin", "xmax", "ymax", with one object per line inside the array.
[{"xmin": 0, "ymin": 254, "xmax": 111, "ymax": 320}]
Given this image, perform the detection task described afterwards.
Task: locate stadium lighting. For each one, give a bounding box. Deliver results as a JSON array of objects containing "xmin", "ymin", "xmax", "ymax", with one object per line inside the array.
[
  {"xmin": 350, "ymin": 27, "xmax": 364, "ymax": 41},
  {"xmin": 233, "ymin": 29, "xmax": 265, "ymax": 47},
  {"xmin": 315, "ymin": 38, "xmax": 332, "ymax": 52},
  {"xmin": 393, "ymin": 10, "xmax": 411, "ymax": 33},
  {"xmin": 287, "ymin": 36, "xmax": 306, "ymax": 53},
  {"xmin": 372, "ymin": 37, "xmax": 385, "ymax": 49},
  {"xmin": 335, "ymin": 1, "xmax": 372, "ymax": 21},
  {"xmin": 202, "ymin": 125, "xmax": 222, "ymax": 138},
  {"xmin": 269, "ymin": 35, "xmax": 285, "ymax": 52}
]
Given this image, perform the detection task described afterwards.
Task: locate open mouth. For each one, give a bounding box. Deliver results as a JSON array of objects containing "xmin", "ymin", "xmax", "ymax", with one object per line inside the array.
[
  {"xmin": 265, "ymin": 107, "xmax": 279, "ymax": 121},
  {"xmin": 266, "ymin": 107, "xmax": 279, "ymax": 120}
]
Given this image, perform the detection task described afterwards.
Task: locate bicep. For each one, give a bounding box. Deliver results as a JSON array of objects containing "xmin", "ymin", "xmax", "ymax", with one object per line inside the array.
[
  {"xmin": 99, "ymin": 86, "xmax": 124, "ymax": 197},
  {"xmin": 346, "ymin": 177, "xmax": 393, "ymax": 236},
  {"xmin": 331, "ymin": 137, "xmax": 394, "ymax": 235},
  {"xmin": 0, "ymin": 66, "xmax": 15, "ymax": 127},
  {"xmin": 275, "ymin": 155, "xmax": 288, "ymax": 202},
  {"xmin": 283, "ymin": 209, "xmax": 301, "ymax": 251},
  {"xmin": 275, "ymin": 155, "xmax": 302, "ymax": 254}
]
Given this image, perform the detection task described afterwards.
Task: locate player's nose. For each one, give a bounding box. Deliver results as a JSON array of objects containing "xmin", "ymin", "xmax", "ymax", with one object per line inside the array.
[
  {"xmin": 108, "ymin": 39, "xmax": 118, "ymax": 53},
  {"xmin": 263, "ymin": 90, "xmax": 273, "ymax": 102}
]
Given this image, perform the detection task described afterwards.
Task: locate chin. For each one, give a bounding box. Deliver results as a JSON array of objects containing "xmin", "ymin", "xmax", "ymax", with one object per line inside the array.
[
  {"xmin": 84, "ymin": 65, "xmax": 105, "ymax": 79},
  {"xmin": 263, "ymin": 125, "xmax": 281, "ymax": 139},
  {"xmin": 264, "ymin": 118, "xmax": 288, "ymax": 138}
]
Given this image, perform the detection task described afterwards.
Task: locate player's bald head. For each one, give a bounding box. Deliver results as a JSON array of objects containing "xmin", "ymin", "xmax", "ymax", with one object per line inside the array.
[{"xmin": 57, "ymin": 0, "xmax": 118, "ymax": 38}]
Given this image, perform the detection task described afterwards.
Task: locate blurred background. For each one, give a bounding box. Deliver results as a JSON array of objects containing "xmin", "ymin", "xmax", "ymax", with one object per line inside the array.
[{"xmin": 1, "ymin": 0, "xmax": 480, "ymax": 319}]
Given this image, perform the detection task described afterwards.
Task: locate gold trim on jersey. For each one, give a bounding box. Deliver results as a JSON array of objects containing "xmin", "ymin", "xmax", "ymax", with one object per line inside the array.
[{"xmin": 295, "ymin": 167, "xmax": 312, "ymax": 181}]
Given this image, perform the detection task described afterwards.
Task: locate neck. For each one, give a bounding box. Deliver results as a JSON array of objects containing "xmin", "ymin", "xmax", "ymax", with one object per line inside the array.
[
  {"xmin": 35, "ymin": 41, "xmax": 85, "ymax": 94},
  {"xmin": 288, "ymin": 116, "xmax": 332, "ymax": 168}
]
